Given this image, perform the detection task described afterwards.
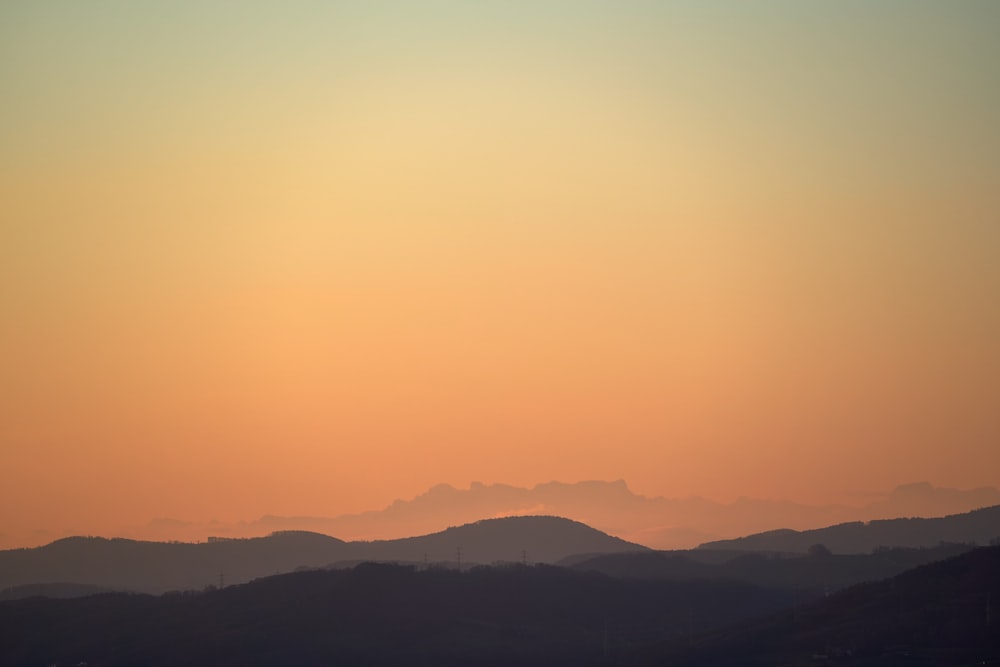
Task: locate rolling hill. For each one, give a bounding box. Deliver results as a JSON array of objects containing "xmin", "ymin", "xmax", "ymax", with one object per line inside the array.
[
  {"xmin": 0, "ymin": 561, "xmax": 795, "ymax": 667},
  {"xmin": 0, "ymin": 516, "xmax": 645, "ymax": 595},
  {"xmin": 698, "ymin": 503, "xmax": 1000, "ymax": 554},
  {"xmin": 639, "ymin": 545, "xmax": 1000, "ymax": 666},
  {"xmin": 566, "ymin": 542, "xmax": 974, "ymax": 596},
  {"xmin": 3, "ymin": 546, "xmax": 995, "ymax": 666}
]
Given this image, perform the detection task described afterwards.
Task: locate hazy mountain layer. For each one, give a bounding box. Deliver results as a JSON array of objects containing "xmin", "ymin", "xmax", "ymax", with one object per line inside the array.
[
  {"xmin": 0, "ymin": 516, "xmax": 644, "ymax": 595},
  {"xmin": 127, "ymin": 480, "xmax": 1000, "ymax": 550},
  {"xmin": 699, "ymin": 503, "xmax": 1000, "ymax": 553},
  {"xmin": 3, "ymin": 545, "xmax": 996, "ymax": 666}
]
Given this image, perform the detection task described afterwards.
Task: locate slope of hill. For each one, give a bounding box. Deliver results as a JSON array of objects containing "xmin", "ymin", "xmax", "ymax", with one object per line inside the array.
[
  {"xmin": 4, "ymin": 548, "xmax": 995, "ymax": 667},
  {"xmin": 698, "ymin": 504, "xmax": 1000, "ymax": 554},
  {"xmin": 640, "ymin": 545, "xmax": 1000, "ymax": 666},
  {"xmin": 0, "ymin": 562, "xmax": 796, "ymax": 667},
  {"xmin": 0, "ymin": 530, "xmax": 350, "ymax": 595},
  {"xmin": 349, "ymin": 515, "xmax": 643, "ymax": 565},
  {"xmin": 566, "ymin": 542, "xmax": 974, "ymax": 595},
  {"xmin": 0, "ymin": 516, "xmax": 645, "ymax": 595}
]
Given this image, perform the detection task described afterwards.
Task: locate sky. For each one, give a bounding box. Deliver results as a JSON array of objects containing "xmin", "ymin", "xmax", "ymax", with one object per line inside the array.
[{"xmin": 2, "ymin": 1, "xmax": 999, "ymax": 548}]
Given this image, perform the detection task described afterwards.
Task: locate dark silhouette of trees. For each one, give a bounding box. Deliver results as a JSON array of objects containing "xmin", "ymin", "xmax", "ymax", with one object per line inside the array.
[{"xmin": 0, "ymin": 562, "xmax": 795, "ymax": 667}]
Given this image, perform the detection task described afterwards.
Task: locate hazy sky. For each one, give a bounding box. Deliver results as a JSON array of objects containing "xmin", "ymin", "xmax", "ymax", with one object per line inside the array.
[{"xmin": 2, "ymin": 1, "xmax": 999, "ymax": 546}]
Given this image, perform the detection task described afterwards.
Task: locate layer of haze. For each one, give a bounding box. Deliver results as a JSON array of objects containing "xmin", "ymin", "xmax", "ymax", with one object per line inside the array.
[{"xmin": 2, "ymin": 2, "xmax": 998, "ymax": 547}]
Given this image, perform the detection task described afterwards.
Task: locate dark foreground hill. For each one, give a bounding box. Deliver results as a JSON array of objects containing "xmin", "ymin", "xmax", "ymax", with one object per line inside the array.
[
  {"xmin": 699, "ymin": 504, "xmax": 1000, "ymax": 554},
  {"xmin": 637, "ymin": 545, "xmax": 1000, "ymax": 666},
  {"xmin": 0, "ymin": 516, "xmax": 645, "ymax": 595},
  {"xmin": 0, "ymin": 563, "xmax": 796, "ymax": 667},
  {"xmin": 568, "ymin": 542, "xmax": 974, "ymax": 597}
]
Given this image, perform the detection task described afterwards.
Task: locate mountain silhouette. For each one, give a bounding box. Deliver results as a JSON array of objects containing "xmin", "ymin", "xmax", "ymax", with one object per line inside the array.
[
  {"xmin": 640, "ymin": 545, "xmax": 1000, "ymax": 666},
  {"xmin": 121, "ymin": 479, "xmax": 1000, "ymax": 551},
  {"xmin": 240, "ymin": 479, "xmax": 857, "ymax": 548},
  {"xmin": 567, "ymin": 542, "xmax": 974, "ymax": 596},
  {"xmin": 0, "ymin": 561, "xmax": 796, "ymax": 666},
  {"xmin": 347, "ymin": 515, "xmax": 641, "ymax": 565},
  {"xmin": 3, "ymin": 547, "xmax": 995, "ymax": 666},
  {"xmin": 867, "ymin": 481, "xmax": 1000, "ymax": 518},
  {"xmin": 698, "ymin": 503, "xmax": 1000, "ymax": 553},
  {"xmin": 0, "ymin": 530, "xmax": 349, "ymax": 595},
  {"xmin": 0, "ymin": 516, "xmax": 644, "ymax": 595}
]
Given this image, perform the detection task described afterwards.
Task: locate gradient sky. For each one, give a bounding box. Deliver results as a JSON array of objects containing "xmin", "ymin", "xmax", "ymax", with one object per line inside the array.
[{"xmin": 2, "ymin": 1, "xmax": 999, "ymax": 547}]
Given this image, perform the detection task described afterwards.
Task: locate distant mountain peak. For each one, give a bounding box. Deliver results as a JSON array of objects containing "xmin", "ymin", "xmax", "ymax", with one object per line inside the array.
[
  {"xmin": 426, "ymin": 482, "xmax": 458, "ymax": 494},
  {"xmin": 533, "ymin": 478, "xmax": 634, "ymax": 493}
]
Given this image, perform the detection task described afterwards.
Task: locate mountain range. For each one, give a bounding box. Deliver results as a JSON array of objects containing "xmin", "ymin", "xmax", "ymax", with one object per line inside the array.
[
  {"xmin": 7, "ymin": 480, "xmax": 997, "ymax": 552},
  {"xmin": 0, "ymin": 516, "xmax": 643, "ymax": 595},
  {"xmin": 5, "ymin": 501, "xmax": 999, "ymax": 600},
  {"xmin": 3, "ymin": 542, "xmax": 997, "ymax": 666},
  {"xmin": 700, "ymin": 503, "xmax": 1000, "ymax": 553},
  {"xmin": 128, "ymin": 480, "xmax": 1000, "ymax": 551},
  {"xmin": 639, "ymin": 545, "xmax": 1000, "ymax": 666},
  {"xmin": 0, "ymin": 561, "xmax": 798, "ymax": 667},
  {"xmin": 5, "ymin": 502, "xmax": 999, "ymax": 664}
]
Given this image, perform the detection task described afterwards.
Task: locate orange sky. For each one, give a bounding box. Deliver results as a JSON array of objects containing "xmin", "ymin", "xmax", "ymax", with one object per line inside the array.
[{"xmin": 1, "ymin": 2, "xmax": 999, "ymax": 548}]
